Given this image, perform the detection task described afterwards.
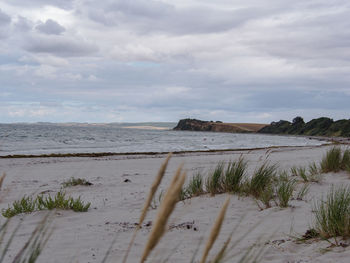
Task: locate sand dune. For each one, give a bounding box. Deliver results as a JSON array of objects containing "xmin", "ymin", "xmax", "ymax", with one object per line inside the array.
[{"xmin": 0, "ymin": 145, "xmax": 349, "ymax": 262}]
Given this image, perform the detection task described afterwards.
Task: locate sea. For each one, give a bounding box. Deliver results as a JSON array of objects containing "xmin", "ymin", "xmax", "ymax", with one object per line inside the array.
[{"xmin": 0, "ymin": 123, "xmax": 325, "ymax": 156}]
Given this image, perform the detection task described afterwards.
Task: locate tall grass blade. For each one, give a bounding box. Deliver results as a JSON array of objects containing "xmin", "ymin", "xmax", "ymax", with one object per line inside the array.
[
  {"xmin": 200, "ymin": 197, "xmax": 230, "ymax": 263},
  {"xmin": 123, "ymin": 154, "xmax": 171, "ymax": 263},
  {"xmin": 140, "ymin": 169, "xmax": 186, "ymax": 263}
]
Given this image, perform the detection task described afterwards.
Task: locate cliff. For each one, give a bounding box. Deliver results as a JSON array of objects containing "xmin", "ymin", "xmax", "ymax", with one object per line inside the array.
[{"xmin": 173, "ymin": 119, "xmax": 267, "ymax": 133}]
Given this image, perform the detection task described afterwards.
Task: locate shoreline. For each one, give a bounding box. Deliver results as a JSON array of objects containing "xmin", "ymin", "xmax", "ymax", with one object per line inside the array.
[
  {"xmin": 0, "ymin": 143, "xmax": 331, "ymax": 159},
  {"xmin": 1, "ymin": 144, "xmax": 350, "ymax": 262}
]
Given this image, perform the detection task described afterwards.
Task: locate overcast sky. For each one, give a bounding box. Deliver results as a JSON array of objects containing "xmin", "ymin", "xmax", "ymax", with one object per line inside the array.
[{"xmin": 0, "ymin": 0, "xmax": 350, "ymax": 123}]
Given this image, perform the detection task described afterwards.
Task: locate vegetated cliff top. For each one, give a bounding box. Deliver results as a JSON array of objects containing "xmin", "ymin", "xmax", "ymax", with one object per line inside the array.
[
  {"xmin": 258, "ymin": 116, "xmax": 350, "ymax": 137},
  {"xmin": 173, "ymin": 119, "xmax": 267, "ymax": 133}
]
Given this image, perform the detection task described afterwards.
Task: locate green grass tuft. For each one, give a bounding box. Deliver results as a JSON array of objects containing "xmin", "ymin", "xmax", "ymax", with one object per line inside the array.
[
  {"xmin": 320, "ymin": 147, "xmax": 342, "ymax": 173},
  {"xmin": 2, "ymin": 191, "xmax": 90, "ymax": 218},
  {"xmin": 1, "ymin": 196, "xmax": 36, "ymax": 218},
  {"xmin": 221, "ymin": 157, "xmax": 248, "ymax": 193},
  {"xmin": 205, "ymin": 162, "xmax": 225, "ymax": 195},
  {"xmin": 341, "ymin": 149, "xmax": 350, "ymax": 171},
  {"xmin": 314, "ymin": 185, "xmax": 350, "ymax": 243},
  {"xmin": 296, "ymin": 183, "xmax": 310, "ymax": 201},
  {"xmin": 276, "ymin": 177, "xmax": 296, "ymax": 208},
  {"xmin": 291, "ymin": 166, "xmax": 308, "ymax": 182},
  {"xmin": 186, "ymin": 172, "xmax": 205, "ymax": 197},
  {"xmin": 248, "ymin": 162, "xmax": 277, "ymax": 199}
]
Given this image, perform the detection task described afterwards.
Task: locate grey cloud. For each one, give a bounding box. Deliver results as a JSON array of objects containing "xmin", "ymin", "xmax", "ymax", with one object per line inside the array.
[
  {"xmin": 0, "ymin": 9, "xmax": 11, "ymax": 39},
  {"xmin": 248, "ymin": 89, "xmax": 350, "ymax": 112},
  {"xmin": 0, "ymin": 9, "xmax": 11, "ymax": 25},
  {"xmin": 87, "ymin": 0, "xmax": 268, "ymax": 34},
  {"xmin": 15, "ymin": 16, "xmax": 33, "ymax": 32},
  {"xmin": 36, "ymin": 19, "xmax": 66, "ymax": 35},
  {"xmin": 25, "ymin": 36, "xmax": 98, "ymax": 57},
  {"xmin": 8, "ymin": 0, "xmax": 74, "ymax": 10},
  {"xmin": 244, "ymin": 6, "xmax": 350, "ymax": 63}
]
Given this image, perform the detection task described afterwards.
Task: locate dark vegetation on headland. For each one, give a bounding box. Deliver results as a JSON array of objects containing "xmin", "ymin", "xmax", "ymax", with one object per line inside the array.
[
  {"xmin": 174, "ymin": 118, "xmax": 266, "ymax": 133},
  {"xmin": 259, "ymin": 116, "xmax": 350, "ymax": 137},
  {"xmin": 174, "ymin": 117, "xmax": 350, "ymax": 138}
]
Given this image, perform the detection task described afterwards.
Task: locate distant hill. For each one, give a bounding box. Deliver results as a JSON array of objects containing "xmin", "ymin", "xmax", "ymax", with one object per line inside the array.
[
  {"xmin": 258, "ymin": 117, "xmax": 350, "ymax": 137},
  {"xmin": 173, "ymin": 119, "xmax": 267, "ymax": 133}
]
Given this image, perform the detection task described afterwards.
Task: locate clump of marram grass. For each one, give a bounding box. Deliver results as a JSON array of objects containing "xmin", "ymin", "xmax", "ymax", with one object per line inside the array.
[
  {"xmin": 291, "ymin": 166, "xmax": 308, "ymax": 182},
  {"xmin": 62, "ymin": 177, "xmax": 93, "ymax": 187},
  {"xmin": 276, "ymin": 177, "xmax": 296, "ymax": 208},
  {"xmin": 296, "ymin": 183, "xmax": 310, "ymax": 201},
  {"xmin": 245, "ymin": 162, "xmax": 277, "ymax": 209},
  {"xmin": 180, "ymin": 172, "xmax": 205, "ymax": 200},
  {"xmin": 256, "ymin": 184, "xmax": 275, "ymax": 209},
  {"xmin": 2, "ymin": 191, "xmax": 90, "ymax": 218},
  {"xmin": 308, "ymin": 162, "xmax": 319, "ymax": 177},
  {"xmin": 290, "ymin": 163, "xmax": 322, "ymax": 183},
  {"xmin": 182, "ymin": 157, "xmax": 248, "ymax": 199},
  {"xmin": 313, "ymin": 185, "xmax": 350, "ymax": 245},
  {"xmin": 187, "ymin": 172, "xmax": 205, "ymax": 197},
  {"xmin": 341, "ymin": 149, "xmax": 350, "ymax": 171},
  {"xmin": 221, "ymin": 157, "xmax": 248, "ymax": 193},
  {"xmin": 248, "ymin": 162, "xmax": 277, "ymax": 199},
  {"xmin": 320, "ymin": 147, "xmax": 342, "ymax": 173},
  {"xmin": 205, "ymin": 162, "xmax": 225, "ymax": 195}
]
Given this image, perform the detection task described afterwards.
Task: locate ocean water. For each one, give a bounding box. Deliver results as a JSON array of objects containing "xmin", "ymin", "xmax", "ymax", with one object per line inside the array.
[{"xmin": 0, "ymin": 123, "xmax": 325, "ymax": 156}]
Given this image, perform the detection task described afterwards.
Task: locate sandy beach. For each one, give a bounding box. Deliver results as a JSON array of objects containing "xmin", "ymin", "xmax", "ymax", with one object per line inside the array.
[{"xmin": 1, "ymin": 144, "xmax": 350, "ymax": 262}]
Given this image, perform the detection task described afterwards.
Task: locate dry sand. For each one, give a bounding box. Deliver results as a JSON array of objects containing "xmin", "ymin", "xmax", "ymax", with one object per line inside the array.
[{"xmin": 1, "ymin": 145, "xmax": 350, "ymax": 262}]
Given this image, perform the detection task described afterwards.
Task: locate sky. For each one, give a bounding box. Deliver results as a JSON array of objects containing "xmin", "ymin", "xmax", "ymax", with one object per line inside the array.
[{"xmin": 0, "ymin": 0, "xmax": 350, "ymax": 123}]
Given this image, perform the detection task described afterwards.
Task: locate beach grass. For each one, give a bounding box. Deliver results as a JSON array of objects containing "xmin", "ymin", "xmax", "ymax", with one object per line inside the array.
[
  {"xmin": 296, "ymin": 183, "xmax": 310, "ymax": 201},
  {"xmin": 320, "ymin": 147, "xmax": 342, "ymax": 173},
  {"xmin": 341, "ymin": 149, "xmax": 350, "ymax": 171},
  {"xmin": 290, "ymin": 163, "xmax": 322, "ymax": 183},
  {"xmin": 186, "ymin": 172, "xmax": 205, "ymax": 198},
  {"xmin": 248, "ymin": 162, "xmax": 277, "ymax": 199},
  {"xmin": 205, "ymin": 162, "xmax": 225, "ymax": 195},
  {"xmin": 276, "ymin": 177, "xmax": 296, "ymax": 208},
  {"xmin": 314, "ymin": 185, "xmax": 350, "ymax": 244},
  {"xmin": 291, "ymin": 166, "xmax": 308, "ymax": 182},
  {"xmin": 221, "ymin": 157, "xmax": 248, "ymax": 193}
]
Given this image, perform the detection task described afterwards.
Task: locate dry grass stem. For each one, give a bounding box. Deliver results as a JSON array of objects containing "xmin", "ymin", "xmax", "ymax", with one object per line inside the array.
[
  {"xmin": 0, "ymin": 173, "xmax": 6, "ymax": 190},
  {"xmin": 123, "ymin": 154, "xmax": 171, "ymax": 263},
  {"xmin": 139, "ymin": 153, "xmax": 172, "ymax": 226},
  {"xmin": 200, "ymin": 197, "xmax": 230, "ymax": 263},
  {"xmin": 140, "ymin": 169, "xmax": 186, "ymax": 263}
]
